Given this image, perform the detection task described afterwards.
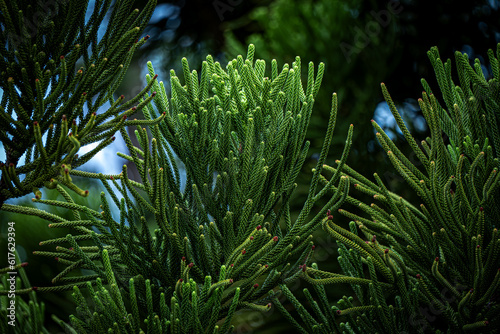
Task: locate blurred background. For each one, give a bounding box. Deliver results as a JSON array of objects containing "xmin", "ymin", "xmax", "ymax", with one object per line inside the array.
[{"xmin": 1, "ymin": 0, "xmax": 500, "ymax": 332}]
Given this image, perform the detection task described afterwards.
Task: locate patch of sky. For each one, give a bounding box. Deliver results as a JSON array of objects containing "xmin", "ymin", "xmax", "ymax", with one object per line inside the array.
[
  {"xmin": 179, "ymin": 35, "xmax": 194, "ymax": 48},
  {"xmin": 144, "ymin": 3, "xmax": 180, "ymax": 43},
  {"xmin": 14, "ymin": 84, "xmax": 21, "ymax": 96},
  {"xmin": 84, "ymin": 0, "xmax": 113, "ymax": 42},
  {"xmin": 369, "ymin": 98, "xmax": 426, "ymax": 152},
  {"xmin": 150, "ymin": 4, "xmax": 178, "ymax": 24},
  {"xmin": 0, "ymin": 118, "xmax": 125, "ymax": 219},
  {"xmin": 136, "ymin": 4, "xmax": 182, "ymax": 91},
  {"xmin": 43, "ymin": 81, "xmax": 51, "ymax": 99}
]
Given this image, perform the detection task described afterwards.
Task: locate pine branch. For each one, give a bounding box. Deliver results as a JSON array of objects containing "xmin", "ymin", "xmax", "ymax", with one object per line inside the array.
[
  {"xmin": 11, "ymin": 44, "xmax": 350, "ymax": 331},
  {"xmin": 0, "ymin": 0, "xmax": 158, "ymax": 208},
  {"xmin": 272, "ymin": 43, "xmax": 500, "ymax": 333}
]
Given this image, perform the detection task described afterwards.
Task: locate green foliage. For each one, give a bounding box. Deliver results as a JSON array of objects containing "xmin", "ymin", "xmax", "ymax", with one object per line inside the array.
[
  {"xmin": 3, "ymin": 1, "xmax": 499, "ymax": 333},
  {"xmin": 273, "ymin": 45, "xmax": 500, "ymax": 333},
  {"xmin": 8, "ymin": 45, "xmax": 351, "ymax": 332},
  {"xmin": 51, "ymin": 249, "xmax": 262, "ymax": 333},
  {"xmin": 224, "ymin": 0, "xmax": 402, "ymax": 167},
  {"xmin": 0, "ymin": 0, "xmax": 157, "ymax": 206},
  {"xmin": 0, "ymin": 251, "xmax": 48, "ymax": 333}
]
